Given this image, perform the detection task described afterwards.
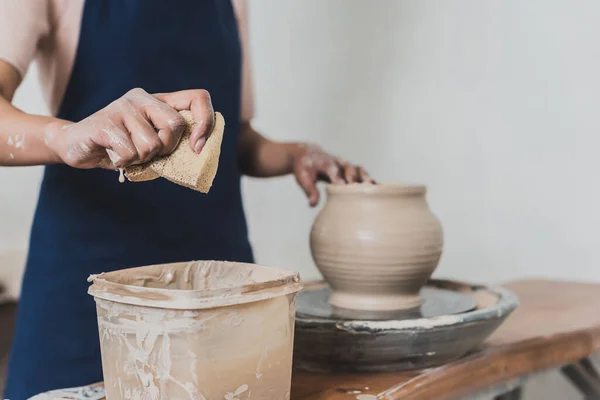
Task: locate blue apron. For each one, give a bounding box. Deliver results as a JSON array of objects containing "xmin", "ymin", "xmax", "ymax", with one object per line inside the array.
[{"xmin": 5, "ymin": 1, "xmax": 252, "ymax": 398}]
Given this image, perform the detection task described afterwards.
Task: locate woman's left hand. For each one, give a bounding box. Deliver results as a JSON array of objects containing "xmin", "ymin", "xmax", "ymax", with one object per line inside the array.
[
  {"xmin": 237, "ymin": 124, "xmax": 374, "ymax": 206},
  {"xmin": 291, "ymin": 144, "xmax": 374, "ymax": 207}
]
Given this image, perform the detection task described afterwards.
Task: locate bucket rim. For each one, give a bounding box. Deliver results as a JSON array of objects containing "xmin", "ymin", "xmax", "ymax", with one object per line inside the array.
[{"xmin": 87, "ymin": 260, "xmax": 303, "ymax": 310}]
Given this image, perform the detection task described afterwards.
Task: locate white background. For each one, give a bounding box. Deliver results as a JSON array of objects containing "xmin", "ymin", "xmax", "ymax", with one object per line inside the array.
[
  {"xmin": 0, "ymin": 1, "xmax": 595, "ymax": 397},
  {"xmin": 2, "ymin": 0, "xmax": 597, "ymax": 308}
]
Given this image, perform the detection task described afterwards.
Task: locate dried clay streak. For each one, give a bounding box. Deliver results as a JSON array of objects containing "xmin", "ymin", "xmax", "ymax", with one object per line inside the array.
[{"xmin": 89, "ymin": 261, "xmax": 301, "ymax": 399}]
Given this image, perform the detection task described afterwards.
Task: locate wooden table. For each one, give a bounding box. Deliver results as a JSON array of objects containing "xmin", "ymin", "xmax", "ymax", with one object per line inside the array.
[
  {"xmin": 32, "ymin": 279, "xmax": 600, "ymax": 399},
  {"xmin": 291, "ymin": 279, "xmax": 600, "ymax": 399},
  {"xmin": 0, "ymin": 300, "xmax": 18, "ymax": 394}
]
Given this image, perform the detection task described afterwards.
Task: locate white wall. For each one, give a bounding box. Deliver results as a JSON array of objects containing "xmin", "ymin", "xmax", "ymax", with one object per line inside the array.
[
  {"xmin": 2, "ymin": 0, "xmax": 598, "ymax": 294},
  {"xmin": 246, "ymin": 0, "xmax": 600, "ymax": 286},
  {"xmin": 0, "ymin": 1, "xmax": 594, "ymax": 398}
]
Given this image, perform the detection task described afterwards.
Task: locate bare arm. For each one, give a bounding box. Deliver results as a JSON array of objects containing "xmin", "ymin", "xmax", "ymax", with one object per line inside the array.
[
  {"xmin": 0, "ymin": 60, "xmax": 65, "ymax": 166},
  {"xmin": 0, "ymin": 59, "xmax": 216, "ymax": 169},
  {"xmin": 233, "ymin": 0, "xmax": 373, "ymax": 206},
  {"xmin": 232, "ymin": 0, "xmax": 303, "ymax": 178}
]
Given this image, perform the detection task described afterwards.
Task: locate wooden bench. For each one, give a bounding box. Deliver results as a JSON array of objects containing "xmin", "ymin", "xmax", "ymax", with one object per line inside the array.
[
  {"xmin": 0, "ymin": 295, "xmax": 17, "ymax": 395},
  {"xmin": 27, "ymin": 279, "xmax": 600, "ymax": 399},
  {"xmin": 291, "ymin": 280, "xmax": 600, "ymax": 399}
]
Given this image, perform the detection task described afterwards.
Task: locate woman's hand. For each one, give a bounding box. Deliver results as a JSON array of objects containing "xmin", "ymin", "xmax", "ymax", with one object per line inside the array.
[
  {"xmin": 44, "ymin": 88, "xmax": 215, "ymax": 169},
  {"xmin": 237, "ymin": 123, "xmax": 374, "ymax": 207},
  {"xmin": 292, "ymin": 144, "xmax": 374, "ymax": 207}
]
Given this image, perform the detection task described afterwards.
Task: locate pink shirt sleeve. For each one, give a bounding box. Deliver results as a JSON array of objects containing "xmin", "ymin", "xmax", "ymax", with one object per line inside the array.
[
  {"xmin": 233, "ymin": 0, "xmax": 255, "ymax": 122},
  {"xmin": 0, "ymin": 0, "xmax": 51, "ymax": 78}
]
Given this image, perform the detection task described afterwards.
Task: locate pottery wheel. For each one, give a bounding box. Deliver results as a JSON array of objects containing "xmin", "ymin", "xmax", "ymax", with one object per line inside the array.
[
  {"xmin": 296, "ymin": 286, "xmax": 477, "ymax": 321},
  {"xmin": 294, "ymin": 279, "xmax": 518, "ymax": 373}
]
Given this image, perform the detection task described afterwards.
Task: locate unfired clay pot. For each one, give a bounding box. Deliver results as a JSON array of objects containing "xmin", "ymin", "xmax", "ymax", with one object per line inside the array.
[{"xmin": 310, "ymin": 184, "xmax": 443, "ymax": 311}]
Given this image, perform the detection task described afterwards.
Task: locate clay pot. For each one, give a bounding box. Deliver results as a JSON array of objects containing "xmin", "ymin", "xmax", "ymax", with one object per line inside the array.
[{"xmin": 310, "ymin": 184, "xmax": 443, "ymax": 311}]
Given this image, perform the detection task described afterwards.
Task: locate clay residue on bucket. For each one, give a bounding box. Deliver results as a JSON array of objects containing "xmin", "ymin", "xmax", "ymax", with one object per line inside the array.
[
  {"xmin": 88, "ymin": 260, "xmax": 302, "ymax": 400},
  {"xmin": 88, "ymin": 260, "xmax": 302, "ymax": 310}
]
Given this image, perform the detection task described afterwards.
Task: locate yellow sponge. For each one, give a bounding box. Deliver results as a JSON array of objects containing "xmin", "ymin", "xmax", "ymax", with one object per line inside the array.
[{"xmin": 125, "ymin": 110, "xmax": 224, "ymax": 193}]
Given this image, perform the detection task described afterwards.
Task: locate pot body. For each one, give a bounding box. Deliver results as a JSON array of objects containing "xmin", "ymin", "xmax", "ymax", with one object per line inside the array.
[{"xmin": 310, "ymin": 184, "xmax": 443, "ymax": 311}]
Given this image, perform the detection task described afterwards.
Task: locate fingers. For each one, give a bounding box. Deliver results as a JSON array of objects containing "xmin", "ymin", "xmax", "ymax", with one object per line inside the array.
[
  {"xmin": 140, "ymin": 105, "xmax": 186, "ymax": 156},
  {"xmin": 122, "ymin": 88, "xmax": 186, "ymax": 156},
  {"xmin": 342, "ymin": 162, "xmax": 359, "ymax": 183},
  {"xmin": 323, "ymin": 161, "xmax": 345, "ymax": 184},
  {"xmin": 291, "ymin": 144, "xmax": 376, "ymax": 206},
  {"xmin": 94, "ymin": 121, "xmax": 138, "ymax": 168},
  {"xmin": 188, "ymin": 90, "xmax": 215, "ymax": 153},
  {"xmin": 358, "ymin": 166, "xmax": 376, "ymax": 184},
  {"xmin": 295, "ymin": 167, "xmax": 320, "ymax": 207},
  {"xmin": 338, "ymin": 162, "xmax": 375, "ymax": 184},
  {"xmin": 122, "ymin": 113, "xmax": 164, "ymax": 163},
  {"xmin": 320, "ymin": 159, "xmax": 372, "ymax": 184},
  {"xmin": 155, "ymin": 89, "xmax": 215, "ymax": 153}
]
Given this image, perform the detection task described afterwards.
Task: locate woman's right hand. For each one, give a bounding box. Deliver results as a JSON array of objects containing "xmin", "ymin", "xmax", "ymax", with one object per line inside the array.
[{"xmin": 44, "ymin": 88, "xmax": 215, "ymax": 169}]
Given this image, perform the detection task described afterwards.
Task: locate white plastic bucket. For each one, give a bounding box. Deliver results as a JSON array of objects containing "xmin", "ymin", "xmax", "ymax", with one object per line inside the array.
[{"xmin": 88, "ymin": 261, "xmax": 302, "ymax": 400}]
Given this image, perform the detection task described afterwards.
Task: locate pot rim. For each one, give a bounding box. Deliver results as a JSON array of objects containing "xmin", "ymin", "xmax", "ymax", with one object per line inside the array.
[{"xmin": 325, "ymin": 183, "xmax": 426, "ymax": 195}]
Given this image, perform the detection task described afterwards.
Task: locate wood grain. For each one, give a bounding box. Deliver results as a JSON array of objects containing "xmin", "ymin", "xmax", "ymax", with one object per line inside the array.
[
  {"xmin": 291, "ymin": 279, "xmax": 600, "ymax": 399},
  {"xmin": 0, "ymin": 301, "xmax": 17, "ymax": 395}
]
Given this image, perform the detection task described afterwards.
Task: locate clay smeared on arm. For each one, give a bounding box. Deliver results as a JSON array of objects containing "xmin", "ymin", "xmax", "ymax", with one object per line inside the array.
[{"xmin": 0, "ymin": 59, "xmax": 66, "ymax": 166}]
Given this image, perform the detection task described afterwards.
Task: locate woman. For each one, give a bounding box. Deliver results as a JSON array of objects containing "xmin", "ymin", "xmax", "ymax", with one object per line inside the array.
[{"xmin": 0, "ymin": 0, "xmax": 372, "ymax": 398}]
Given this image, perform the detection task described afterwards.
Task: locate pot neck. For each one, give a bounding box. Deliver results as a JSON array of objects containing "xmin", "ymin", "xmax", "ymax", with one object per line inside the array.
[{"xmin": 325, "ymin": 184, "xmax": 426, "ymax": 197}]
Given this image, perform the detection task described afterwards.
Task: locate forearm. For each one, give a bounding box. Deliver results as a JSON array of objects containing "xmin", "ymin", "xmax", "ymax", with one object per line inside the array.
[
  {"xmin": 0, "ymin": 98, "xmax": 65, "ymax": 166},
  {"xmin": 0, "ymin": 60, "xmax": 66, "ymax": 166},
  {"xmin": 237, "ymin": 122, "xmax": 300, "ymax": 178}
]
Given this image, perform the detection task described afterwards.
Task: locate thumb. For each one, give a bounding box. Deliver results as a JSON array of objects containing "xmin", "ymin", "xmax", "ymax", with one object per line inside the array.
[{"xmin": 295, "ymin": 168, "xmax": 320, "ymax": 207}]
